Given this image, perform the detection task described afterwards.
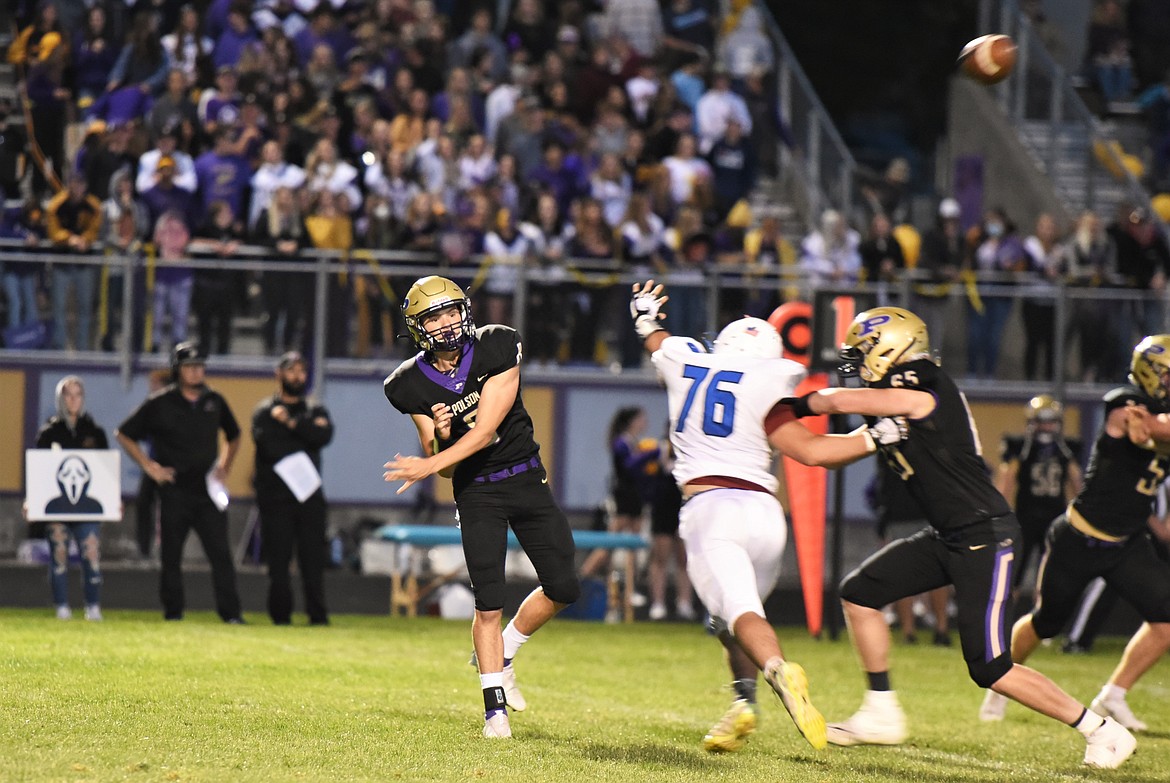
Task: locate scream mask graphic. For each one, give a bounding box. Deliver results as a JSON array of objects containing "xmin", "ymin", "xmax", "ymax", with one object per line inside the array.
[{"xmin": 45, "ymin": 456, "xmax": 104, "ymax": 515}]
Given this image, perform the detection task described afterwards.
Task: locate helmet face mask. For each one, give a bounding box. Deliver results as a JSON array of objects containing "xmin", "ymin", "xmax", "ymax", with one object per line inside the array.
[
  {"xmin": 713, "ymin": 317, "xmax": 782, "ymax": 359},
  {"xmin": 1131, "ymin": 335, "xmax": 1170, "ymax": 402},
  {"xmin": 839, "ymin": 307, "xmax": 930, "ymax": 383},
  {"xmin": 402, "ymin": 276, "xmax": 475, "ymax": 353}
]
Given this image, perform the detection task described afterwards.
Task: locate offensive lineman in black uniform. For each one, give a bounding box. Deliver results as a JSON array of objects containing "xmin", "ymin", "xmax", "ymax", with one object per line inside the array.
[
  {"xmin": 382, "ymin": 276, "xmax": 580, "ymax": 740},
  {"xmin": 980, "ymin": 335, "xmax": 1170, "ymax": 734},
  {"xmin": 995, "ymin": 394, "xmax": 1082, "ymax": 603},
  {"xmin": 785, "ymin": 307, "xmax": 1135, "ymax": 769}
]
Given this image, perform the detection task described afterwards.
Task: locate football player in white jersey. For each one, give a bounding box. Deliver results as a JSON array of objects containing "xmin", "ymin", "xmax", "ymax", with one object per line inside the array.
[{"xmin": 630, "ymin": 280, "xmax": 907, "ymax": 753}]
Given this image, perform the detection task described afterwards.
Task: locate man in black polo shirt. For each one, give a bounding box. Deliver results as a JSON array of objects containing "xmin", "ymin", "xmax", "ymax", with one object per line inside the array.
[
  {"xmin": 115, "ymin": 341, "xmax": 244, "ymax": 623},
  {"xmin": 252, "ymin": 351, "xmax": 333, "ymax": 626}
]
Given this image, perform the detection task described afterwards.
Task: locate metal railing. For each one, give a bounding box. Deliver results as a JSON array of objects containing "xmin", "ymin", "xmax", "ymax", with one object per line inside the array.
[
  {"xmin": 755, "ymin": 2, "xmax": 859, "ymax": 228},
  {"xmin": 978, "ymin": 0, "xmax": 1158, "ymax": 223},
  {"xmin": 2, "ymin": 239, "xmax": 1165, "ymax": 398}
]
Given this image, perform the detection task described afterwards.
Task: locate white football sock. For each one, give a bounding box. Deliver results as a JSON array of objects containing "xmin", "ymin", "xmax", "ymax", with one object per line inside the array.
[{"xmin": 502, "ymin": 620, "xmax": 531, "ymax": 661}]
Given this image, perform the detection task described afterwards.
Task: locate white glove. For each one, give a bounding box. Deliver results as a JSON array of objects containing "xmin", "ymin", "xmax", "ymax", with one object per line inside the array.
[
  {"xmin": 630, "ymin": 287, "xmax": 666, "ymax": 339},
  {"xmin": 867, "ymin": 416, "xmax": 909, "ymax": 448}
]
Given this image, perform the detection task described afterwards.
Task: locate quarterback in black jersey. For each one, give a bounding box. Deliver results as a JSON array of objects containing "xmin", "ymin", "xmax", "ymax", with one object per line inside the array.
[
  {"xmin": 994, "ymin": 394, "xmax": 1082, "ymax": 597},
  {"xmin": 383, "ymin": 276, "xmax": 579, "ymax": 740},
  {"xmin": 786, "ymin": 306, "xmax": 1135, "ymax": 769},
  {"xmin": 981, "ymin": 335, "xmax": 1170, "ymax": 735}
]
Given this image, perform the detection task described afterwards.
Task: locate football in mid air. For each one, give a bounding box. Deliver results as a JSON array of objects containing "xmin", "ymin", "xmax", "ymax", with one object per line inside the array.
[{"xmin": 958, "ymin": 34, "xmax": 1017, "ymax": 85}]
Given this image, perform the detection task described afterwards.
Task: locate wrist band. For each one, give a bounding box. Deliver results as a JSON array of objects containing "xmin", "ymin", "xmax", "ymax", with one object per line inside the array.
[{"xmin": 791, "ymin": 393, "xmax": 816, "ymax": 419}]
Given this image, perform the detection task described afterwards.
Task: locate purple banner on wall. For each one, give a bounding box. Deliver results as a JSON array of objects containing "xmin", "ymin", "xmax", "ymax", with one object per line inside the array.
[{"xmin": 954, "ymin": 154, "xmax": 984, "ymax": 232}]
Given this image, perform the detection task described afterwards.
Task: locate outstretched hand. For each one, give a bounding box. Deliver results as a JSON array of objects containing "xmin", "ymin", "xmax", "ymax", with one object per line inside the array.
[
  {"xmin": 383, "ymin": 453, "xmax": 436, "ymax": 494},
  {"xmin": 630, "ymin": 280, "xmax": 669, "ymax": 339}
]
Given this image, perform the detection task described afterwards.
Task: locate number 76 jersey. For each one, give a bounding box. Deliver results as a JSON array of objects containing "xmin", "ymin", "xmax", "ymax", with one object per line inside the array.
[{"xmin": 652, "ymin": 336, "xmax": 807, "ymax": 493}]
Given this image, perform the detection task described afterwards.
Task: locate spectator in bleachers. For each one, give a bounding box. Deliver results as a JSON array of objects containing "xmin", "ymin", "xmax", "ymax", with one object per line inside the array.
[
  {"xmin": 149, "ymin": 209, "xmax": 195, "ymax": 352},
  {"xmin": 304, "ymin": 42, "xmax": 341, "ymax": 102},
  {"xmin": 966, "ymin": 207, "xmax": 1028, "ymax": 379},
  {"xmin": 914, "ymin": 198, "xmax": 963, "ymax": 353},
  {"xmin": 148, "ymin": 69, "xmax": 199, "ymax": 147},
  {"xmin": 20, "ymin": 18, "xmax": 69, "ymax": 197},
  {"xmin": 457, "ymin": 132, "xmax": 496, "ymax": 191},
  {"xmin": 254, "ymin": 185, "xmax": 309, "ymax": 355},
  {"xmin": 530, "ymin": 138, "xmax": 587, "ymax": 215},
  {"xmin": 1, "ymin": 196, "xmax": 46, "ymax": 337},
  {"xmin": 504, "ymin": 0, "xmax": 555, "ymax": 62},
  {"xmin": 389, "ymin": 88, "xmax": 429, "ymax": 154},
  {"xmin": 859, "ymin": 212, "xmax": 906, "ymax": 287},
  {"xmin": 799, "ymin": 208, "xmax": 861, "ymax": 287},
  {"xmin": 8, "ymin": 2, "xmax": 66, "ymax": 73},
  {"xmin": 662, "ymin": 0, "xmax": 716, "ymax": 65},
  {"xmin": 448, "ymin": 7, "xmax": 508, "ymax": 84},
  {"xmin": 141, "ymin": 155, "xmax": 198, "ymax": 232},
  {"xmin": 251, "ymin": 139, "xmax": 307, "ymax": 230},
  {"xmin": 73, "ymin": 120, "xmax": 123, "ymax": 201},
  {"xmin": 490, "ymin": 153, "xmax": 522, "ymax": 217},
  {"xmin": 591, "ymin": 103, "xmax": 628, "ymax": 159},
  {"xmin": 212, "ymin": 2, "xmax": 259, "ymax": 70},
  {"xmin": 138, "ymin": 121, "xmax": 198, "ymax": 197},
  {"xmin": 162, "ymin": 4, "xmax": 214, "ymax": 90},
  {"xmin": 626, "ymin": 60, "xmax": 660, "ymax": 127},
  {"xmin": 708, "ymin": 118, "xmax": 756, "ymax": 220},
  {"xmin": 106, "ymin": 11, "xmax": 171, "ymax": 97},
  {"xmin": 198, "ymin": 65, "xmax": 242, "ymax": 137},
  {"xmin": 858, "ymin": 157, "xmax": 912, "ymax": 226},
  {"xmin": 518, "ymin": 191, "xmax": 572, "ymax": 365},
  {"xmin": 1066, "ymin": 210, "xmax": 1124, "ymax": 382},
  {"xmin": 304, "ymin": 189, "xmax": 354, "ymax": 357},
  {"xmin": 0, "ymin": 100, "xmax": 28, "ymax": 200},
  {"xmin": 719, "ymin": 6, "xmax": 773, "ymax": 83},
  {"xmin": 591, "ymin": 152, "xmax": 632, "ymax": 228},
  {"xmin": 695, "ymin": 67, "xmax": 751, "ymax": 155},
  {"xmin": 1022, "ymin": 213, "xmax": 1068, "ymax": 382},
  {"xmin": 187, "ymin": 200, "xmax": 244, "ymax": 356},
  {"xmin": 602, "ymin": 1, "xmax": 663, "ymax": 60},
  {"xmin": 195, "ymin": 127, "xmax": 251, "ymax": 224},
  {"xmin": 72, "ymin": 5, "xmax": 119, "ymax": 109},
  {"xmin": 1086, "ymin": 0, "xmax": 1133, "ymax": 105},
  {"xmin": 1112, "ymin": 205, "xmax": 1170, "ymax": 344},
  {"xmin": 98, "ymin": 168, "xmax": 148, "ymax": 351},
  {"xmin": 482, "ymin": 208, "xmax": 532, "ymax": 326},
  {"xmin": 742, "ymin": 213, "xmax": 786, "ymax": 317},
  {"xmin": 363, "ymin": 147, "xmax": 417, "ymax": 224},
  {"xmin": 662, "ymin": 133, "xmax": 711, "ymax": 209},
  {"xmin": 46, "ymin": 175, "xmax": 101, "ymax": 351},
  {"xmin": 670, "ymin": 53, "xmax": 707, "ymax": 115},
  {"xmin": 400, "ymin": 191, "xmax": 442, "ymax": 258}
]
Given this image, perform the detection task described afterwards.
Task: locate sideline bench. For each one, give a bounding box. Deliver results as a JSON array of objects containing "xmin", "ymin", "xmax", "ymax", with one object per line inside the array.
[{"xmin": 376, "ymin": 525, "xmax": 648, "ymax": 622}]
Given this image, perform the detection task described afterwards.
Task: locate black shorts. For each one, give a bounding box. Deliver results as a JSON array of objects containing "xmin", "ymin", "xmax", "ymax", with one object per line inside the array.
[
  {"xmin": 455, "ymin": 464, "xmax": 578, "ymax": 611},
  {"xmin": 612, "ymin": 485, "xmax": 645, "ymax": 518},
  {"xmin": 839, "ymin": 516, "xmax": 1020, "ymax": 686},
  {"xmin": 650, "ymin": 480, "xmax": 682, "ymax": 536},
  {"xmin": 1030, "ymin": 515, "xmax": 1170, "ymax": 638}
]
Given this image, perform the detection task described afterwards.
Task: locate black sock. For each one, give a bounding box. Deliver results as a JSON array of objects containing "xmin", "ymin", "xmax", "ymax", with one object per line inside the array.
[
  {"xmin": 483, "ymin": 686, "xmax": 506, "ymax": 716},
  {"xmin": 867, "ymin": 671, "xmax": 891, "ymax": 691},
  {"xmin": 733, "ymin": 677, "xmax": 758, "ymax": 704}
]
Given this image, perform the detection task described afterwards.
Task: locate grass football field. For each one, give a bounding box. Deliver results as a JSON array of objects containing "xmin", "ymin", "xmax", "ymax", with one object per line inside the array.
[{"xmin": 1, "ymin": 609, "xmax": 1167, "ymax": 782}]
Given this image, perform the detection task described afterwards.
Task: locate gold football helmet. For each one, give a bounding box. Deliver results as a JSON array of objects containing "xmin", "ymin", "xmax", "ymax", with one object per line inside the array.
[
  {"xmin": 402, "ymin": 276, "xmax": 475, "ymax": 352},
  {"xmin": 1026, "ymin": 394, "xmax": 1063, "ymax": 422},
  {"xmin": 1130, "ymin": 334, "xmax": 1170, "ymax": 400},
  {"xmin": 839, "ymin": 307, "xmax": 930, "ymax": 383}
]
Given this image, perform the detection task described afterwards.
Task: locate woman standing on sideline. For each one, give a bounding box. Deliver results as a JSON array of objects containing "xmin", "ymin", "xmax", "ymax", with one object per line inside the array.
[
  {"xmin": 34, "ymin": 376, "xmax": 108, "ymax": 621},
  {"xmin": 580, "ymin": 408, "xmax": 660, "ymax": 583}
]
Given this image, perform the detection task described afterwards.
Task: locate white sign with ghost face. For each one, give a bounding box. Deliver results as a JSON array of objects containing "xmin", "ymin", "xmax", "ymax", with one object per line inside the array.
[{"xmin": 25, "ymin": 450, "xmax": 122, "ymax": 522}]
